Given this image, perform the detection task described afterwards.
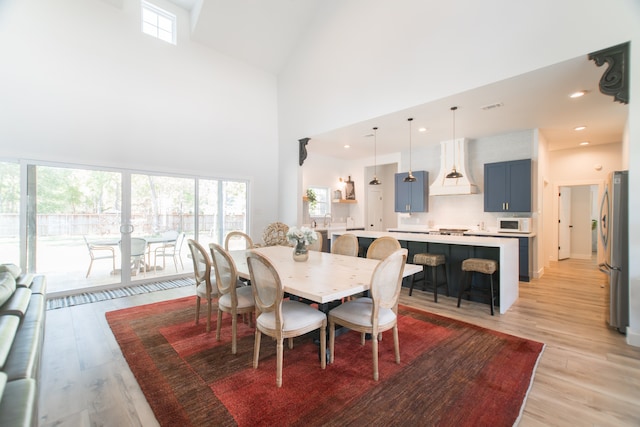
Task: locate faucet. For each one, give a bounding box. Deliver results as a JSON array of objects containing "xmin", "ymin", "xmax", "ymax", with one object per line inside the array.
[{"xmin": 323, "ymin": 213, "xmax": 332, "ymax": 228}]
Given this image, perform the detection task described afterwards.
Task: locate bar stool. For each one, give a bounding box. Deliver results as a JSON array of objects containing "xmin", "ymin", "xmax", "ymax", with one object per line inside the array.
[
  {"xmin": 409, "ymin": 253, "xmax": 448, "ymax": 302},
  {"xmin": 457, "ymin": 258, "xmax": 499, "ymax": 315}
]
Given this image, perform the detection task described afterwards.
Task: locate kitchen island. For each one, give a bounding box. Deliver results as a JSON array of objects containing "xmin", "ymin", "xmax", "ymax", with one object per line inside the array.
[{"xmin": 332, "ymin": 230, "xmax": 519, "ymax": 314}]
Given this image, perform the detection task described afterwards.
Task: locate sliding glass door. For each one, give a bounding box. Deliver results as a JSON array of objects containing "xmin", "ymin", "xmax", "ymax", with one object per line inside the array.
[{"xmin": 0, "ymin": 161, "xmax": 20, "ymax": 266}]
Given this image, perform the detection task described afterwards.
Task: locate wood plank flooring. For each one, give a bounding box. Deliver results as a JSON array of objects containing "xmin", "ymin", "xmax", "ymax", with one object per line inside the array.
[{"xmin": 38, "ymin": 257, "xmax": 640, "ymax": 426}]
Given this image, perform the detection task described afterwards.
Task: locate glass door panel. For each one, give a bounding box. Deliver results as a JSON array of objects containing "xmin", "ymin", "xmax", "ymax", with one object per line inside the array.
[
  {"xmin": 130, "ymin": 173, "xmax": 194, "ymax": 280},
  {"xmin": 32, "ymin": 165, "xmax": 122, "ymax": 294},
  {"xmin": 0, "ymin": 161, "xmax": 20, "ymax": 266}
]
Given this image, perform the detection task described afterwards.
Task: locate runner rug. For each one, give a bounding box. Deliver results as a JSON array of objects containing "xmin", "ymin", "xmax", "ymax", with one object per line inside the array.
[{"xmin": 106, "ymin": 296, "xmax": 544, "ymax": 426}]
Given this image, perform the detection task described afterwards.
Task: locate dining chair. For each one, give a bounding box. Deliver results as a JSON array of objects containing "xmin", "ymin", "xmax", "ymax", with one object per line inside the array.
[
  {"xmin": 187, "ymin": 239, "xmax": 218, "ymax": 333},
  {"xmin": 259, "ymin": 222, "xmax": 290, "ymax": 247},
  {"xmin": 224, "ymin": 231, "xmax": 254, "ymax": 251},
  {"xmin": 366, "ymin": 236, "xmax": 401, "ymax": 260},
  {"xmin": 153, "ymin": 231, "xmax": 184, "ymax": 272},
  {"xmin": 246, "ymin": 250, "xmax": 326, "ymax": 387},
  {"xmin": 307, "ymin": 231, "xmax": 323, "ymax": 252},
  {"xmin": 330, "ymin": 233, "xmax": 359, "ymax": 257},
  {"xmin": 329, "ymin": 248, "xmax": 407, "ymax": 381},
  {"xmin": 209, "ymin": 243, "xmax": 255, "ymax": 354},
  {"xmin": 83, "ymin": 235, "xmax": 115, "ymax": 278}
]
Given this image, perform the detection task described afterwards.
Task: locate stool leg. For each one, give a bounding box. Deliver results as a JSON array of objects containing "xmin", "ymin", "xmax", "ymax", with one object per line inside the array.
[
  {"xmin": 432, "ymin": 264, "xmax": 438, "ymax": 303},
  {"xmin": 443, "ymin": 263, "xmax": 450, "ymax": 297},
  {"xmin": 489, "ymin": 273, "xmax": 495, "ymax": 316},
  {"xmin": 409, "ymin": 265, "xmax": 423, "ymax": 296},
  {"xmin": 457, "ymin": 270, "xmax": 468, "ymax": 308}
]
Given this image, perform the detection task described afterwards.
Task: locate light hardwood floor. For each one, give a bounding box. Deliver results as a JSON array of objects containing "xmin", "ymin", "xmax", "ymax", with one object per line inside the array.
[{"xmin": 38, "ymin": 257, "xmax": 640, "ymax": 426}]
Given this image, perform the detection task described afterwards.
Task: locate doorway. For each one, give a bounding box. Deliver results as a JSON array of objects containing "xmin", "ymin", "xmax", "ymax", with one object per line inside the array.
[{"xmin": 557, "ymin": 184, "xmax": 600, "ymax": 261}]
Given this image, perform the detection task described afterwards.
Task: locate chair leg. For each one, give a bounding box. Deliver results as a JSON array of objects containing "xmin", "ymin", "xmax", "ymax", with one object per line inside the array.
[
  {"xmin": 432, "ymin": 265, "xmax": 438, "ymax": 303},
  {"xmin": 253, "ymin": 330, "xmax": 261, "ymax": 368},
  {"xmin": 489, "ymin": 273, "xmax": 495, "ymax": 316},
  {"xmin": 86, "ymin": 260, "xmax": 94, "ymax": 278},
  {"xmin": 231, "ymin": 310, "xmax": 238, "ymax": 354},
  {"xmin": 329, "ymin": 319, "xmax": 335, "ymax": 364},
  {"xmin": 216, "ymin": 310, "xmax": 223, "ymax": 341},
  {"xmin": 195, "ymin": 296, "xmax": 201, "ymax": 325},
  {"xmin": 320, "ymin": 320, "xmax": 327, "ymax": 370},
  {"xmin": 409, "ymin": 266, "xmax": 423, "ymax": 296},
  {"xmin": 276, "ymin": 337, "xmax": 284, "ymax": 387},
  {"xmin": 457, "ymin": 271, "xmax": 469, "ymax": 308},
  {"xmin": 206, "ymin": 298, "xmax": 212, "ymax": 333},
  {"xmin": 372, "ymin": 330, "xmax": 379, "ymax": 381},
  {"xmin": 393, "ymin": 324, "xmax": 400, "ymax": 364},
  {"xmin": 443, "ymin": 264, "xmax": 450, "ymax": 297}
]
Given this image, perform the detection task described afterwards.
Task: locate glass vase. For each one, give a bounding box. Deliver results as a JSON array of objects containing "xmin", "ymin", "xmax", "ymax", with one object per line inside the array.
[{"xmin": 292, "ymin": 240, "xmax": 309, "ymax": 262}]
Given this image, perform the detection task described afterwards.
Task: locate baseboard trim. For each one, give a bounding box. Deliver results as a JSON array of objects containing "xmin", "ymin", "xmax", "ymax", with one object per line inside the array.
[{"xmin": 626, "ymin": 326, "xmax": 640, "ymax": 347}]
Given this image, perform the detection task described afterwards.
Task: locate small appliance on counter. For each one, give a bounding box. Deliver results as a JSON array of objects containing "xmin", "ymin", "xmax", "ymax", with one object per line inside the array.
[{"xmin": 497, "ymin": 217, "xmax": 532, "ymax": 233}]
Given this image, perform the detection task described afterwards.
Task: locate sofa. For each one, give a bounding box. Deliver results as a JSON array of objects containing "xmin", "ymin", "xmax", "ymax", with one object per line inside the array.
[{"xmin": 0, "ymin": 264, "xmax": 46, "ymax": 427}]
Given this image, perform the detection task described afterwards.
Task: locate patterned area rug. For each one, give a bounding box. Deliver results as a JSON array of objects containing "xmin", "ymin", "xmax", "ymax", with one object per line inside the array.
[
  {"xmin": 46, "ymin": 278, "xmax": 194, "ymax": 310},
  {"xmin": 107, "ymin": 296, "xmax": 544, "ymax": 426}
]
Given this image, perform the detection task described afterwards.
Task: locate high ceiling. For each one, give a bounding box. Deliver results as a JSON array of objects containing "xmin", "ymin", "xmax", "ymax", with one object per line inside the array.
[{"xmin": 168, "ymin": 0, "xmax": 627, "ymax": 158}]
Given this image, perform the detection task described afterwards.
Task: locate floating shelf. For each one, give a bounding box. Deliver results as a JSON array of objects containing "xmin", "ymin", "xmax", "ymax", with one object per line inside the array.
[{"xmin": 332, "ymin": 199, "xmax": 357, "ymax": 204}]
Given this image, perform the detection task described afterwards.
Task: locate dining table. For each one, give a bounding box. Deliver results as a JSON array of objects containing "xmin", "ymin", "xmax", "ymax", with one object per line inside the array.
[{"xmin": 230, "ymin": 245, "xmax": 422, "ymax": 305}]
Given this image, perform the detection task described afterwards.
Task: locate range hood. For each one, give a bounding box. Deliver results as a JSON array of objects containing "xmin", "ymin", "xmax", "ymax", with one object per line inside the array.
[{"xmin": 430, "ymin": 138, "xmax": 478, "ymax": 196}]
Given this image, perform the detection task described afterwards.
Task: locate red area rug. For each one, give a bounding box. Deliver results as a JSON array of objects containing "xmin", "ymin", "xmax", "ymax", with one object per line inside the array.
[{"xmin": 106, "ymin": 296, "xmax": 544, "ymax": 426}]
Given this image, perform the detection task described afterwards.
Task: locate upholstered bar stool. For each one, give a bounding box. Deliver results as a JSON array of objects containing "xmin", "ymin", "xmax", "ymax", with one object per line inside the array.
[
  {"xmin": 457, "ymin": 258, "xmax": 499, "ymax": 315},
  {"xmin": 409, "ymin": 253, "xmax": 448, "ymax": 302}
]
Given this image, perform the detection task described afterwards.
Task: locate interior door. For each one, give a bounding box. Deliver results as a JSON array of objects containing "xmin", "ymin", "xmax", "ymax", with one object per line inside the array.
[
  {"xmin": 558, "ymin": 186, "xmax": 571, "ymax": 259},
  {"xmin": 367, "ymin": 188, "xmax": 383, "ymax": 231}
]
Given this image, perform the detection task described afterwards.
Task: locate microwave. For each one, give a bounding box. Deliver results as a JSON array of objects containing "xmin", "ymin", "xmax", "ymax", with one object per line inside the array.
[{"xmin": 497, "ymin": 217, "xmax": 532, "ymax": 233}]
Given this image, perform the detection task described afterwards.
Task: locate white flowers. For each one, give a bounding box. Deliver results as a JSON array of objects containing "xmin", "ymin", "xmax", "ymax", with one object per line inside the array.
[{"xmin": 286, "ymin": 226, "xmax": 318, "ymax": 246}]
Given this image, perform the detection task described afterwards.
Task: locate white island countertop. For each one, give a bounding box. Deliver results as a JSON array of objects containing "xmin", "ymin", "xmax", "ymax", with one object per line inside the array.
[{"xmin": 332, "ymin": 230, "xmax": 519, "ymax": 314}]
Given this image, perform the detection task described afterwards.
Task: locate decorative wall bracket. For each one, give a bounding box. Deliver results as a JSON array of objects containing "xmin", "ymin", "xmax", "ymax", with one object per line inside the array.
[
  {"xmin": 298, "ymin": 137, "xmax": 310, "ymax": 166},
  {"xmin": 588, "ymin": 42, "xmax": 629, "ymax": 104}
]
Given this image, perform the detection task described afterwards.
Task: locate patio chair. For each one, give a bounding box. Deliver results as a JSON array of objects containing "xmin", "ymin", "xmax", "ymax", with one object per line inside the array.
[
  {"xmin": 153, "ymin": 231, "xmax": 185, "ymax": 272},
  {"xmin": 120, "ymin": 237, "xmax": 148, "ymax": 276},
  {"xmin": 83, "ymin": 235, "xmax": 116, "ymax": 278}
]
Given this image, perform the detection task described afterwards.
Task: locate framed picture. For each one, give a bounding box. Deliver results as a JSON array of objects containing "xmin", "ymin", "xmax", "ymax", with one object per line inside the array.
[{"xmin": 345, "ymin": 176, "xmax": 355, "ymax": 200}]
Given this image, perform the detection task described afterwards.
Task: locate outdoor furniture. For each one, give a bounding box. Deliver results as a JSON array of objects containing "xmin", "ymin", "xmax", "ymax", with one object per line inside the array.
[
  {"xmin": 209, "ymin": 243, "xmax": 255, "ymax": 354},
  {"xmin": 83, "ymin": 235, "xmax": 116, "ymax": 278},
  {"xmin": 246, "ymin": 250, "xmax": 327, "ymax": 387},
  {"xmin": 328, "ymin": 248, "xmax": 407, "ymax": 381},
  {"xmin": 120, "ymin": 237, "xmax": 148, "ymax": 277},
  {"xmin": 187, "ymin": 239, "xmax": 218, "ymax": 332},
  {"xmin": 153, "ymin": 231, "xmax": 185, "ymax": 272}
]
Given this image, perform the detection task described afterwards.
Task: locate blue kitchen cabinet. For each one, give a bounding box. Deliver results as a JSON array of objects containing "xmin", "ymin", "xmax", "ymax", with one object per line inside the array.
[
  {"xmin": 484, "ymin": 159, "xmax": 531, "ymax": 212},
  {"xmin": 394, "ymin": 171, "xmax": 428, "ymax": 213}
]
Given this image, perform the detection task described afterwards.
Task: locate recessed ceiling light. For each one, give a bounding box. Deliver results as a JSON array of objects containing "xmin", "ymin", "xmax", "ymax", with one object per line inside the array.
[
  {"xmin": 570, "ymin": 90, "xmax": 587, "ymax": 98},
  {"xmin": 418, "ymin": 127, "xmax": 428, "ymax": 132},
  {"xmin": 579, "ymin": 141, "xmax": 590, "ymax": 146},
  {"xmin": 344, "ymin": 144, "xmax": 350, "ymax": 148},
  {"xmin": 574, "ymin": 125, "xmax": 587, "ymax": 131}
]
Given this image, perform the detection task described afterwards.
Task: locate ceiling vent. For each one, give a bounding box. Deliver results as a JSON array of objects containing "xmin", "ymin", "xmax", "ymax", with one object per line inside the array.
[{"xmin": 480, "ymin": 102, "xmax": 504, "ymax": 111}]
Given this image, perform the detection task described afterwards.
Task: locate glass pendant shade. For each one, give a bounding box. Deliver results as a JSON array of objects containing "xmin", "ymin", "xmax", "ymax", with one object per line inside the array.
[
  {"xmin": 403, "ymin": 118, "xmax": 416, "ymax": 182},
  {"xmin": 369, "ymin": 126, "xmax": 381, "ymax": 185}
]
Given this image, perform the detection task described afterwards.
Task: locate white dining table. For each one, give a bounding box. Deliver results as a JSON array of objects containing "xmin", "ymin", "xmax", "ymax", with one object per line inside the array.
[{"xmin": 230, "ymin": 245, "xmax": 421, "ymax": 304}]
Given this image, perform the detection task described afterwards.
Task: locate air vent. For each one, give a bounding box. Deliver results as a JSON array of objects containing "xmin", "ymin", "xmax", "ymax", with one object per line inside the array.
[{"xmin": 480, "ymin": 102, "xmax": 504, "ymax": 111}]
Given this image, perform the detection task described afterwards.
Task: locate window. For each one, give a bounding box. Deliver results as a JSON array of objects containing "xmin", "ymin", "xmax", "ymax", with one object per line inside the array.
[
  {"xmin": 308, "ymin": 186, "xmax": 330, "ymax": 218},
  {"xmin": 141, "ymin": 1, "xmax": 176, "ymax": 45}
]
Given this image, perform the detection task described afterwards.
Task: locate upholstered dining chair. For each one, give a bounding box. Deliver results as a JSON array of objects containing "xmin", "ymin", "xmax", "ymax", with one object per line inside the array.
[
  {"xmin": 209, "ymin": 243, "xmax": 255, "ymax": 354},
  {"xmin": 187, "ymin": 239, "xmax": 217, "ymax": 333},
  {"xmin": 154, "ymin": 231, "xmax": 185, "ymax": 272},
  {"xmin": 224, "ymin": 231, "xmax": 254, "ymax": 251},
  {"xmin": 246, "ymin": 250, "xmax": 327, "ymax": 387},
  {"xmin": 328, "ymin": 248, "xmax": 407, "ymax": 381},
  {"xmin": 366, "ymin": 236, "xmax": 401, "ymax": 260},
  {"xmin": 307, "ymin": 231, "xmax": 323, "ymax": 252},
  {"xmin": 83, "ymin": 235, "xmax": 115, "ymax": 278},
  {"xmin": 330, "ymin": 233, "xmax": 359, "ymax": 257},
  {"xmin": 259, "ymin": 222, "xmax": 290, "ymax": 247}
]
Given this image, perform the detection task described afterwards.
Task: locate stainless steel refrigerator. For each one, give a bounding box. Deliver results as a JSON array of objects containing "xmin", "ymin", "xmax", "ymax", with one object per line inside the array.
[{"xmin": 599, "ymin": 170, "xmax": 629, "ymax": 333}]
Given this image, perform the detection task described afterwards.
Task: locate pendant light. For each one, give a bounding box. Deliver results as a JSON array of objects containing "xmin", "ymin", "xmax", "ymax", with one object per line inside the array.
[
  {"xmin": 446, "ymin": 106, "xmax": 463, "ymax": 179},
  {"xmin": 369, "ymin": 127, "xmax": 381, "ymax": 185},
  {"xmin": 403, "ymin": 118, "xmax": 416, "ymax": 182}
]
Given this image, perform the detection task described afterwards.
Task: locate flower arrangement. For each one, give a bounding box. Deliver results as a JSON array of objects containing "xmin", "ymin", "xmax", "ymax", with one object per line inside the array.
[{"xmin": 286, "ymin": 226, "xmax": 318, "ymax": 247}]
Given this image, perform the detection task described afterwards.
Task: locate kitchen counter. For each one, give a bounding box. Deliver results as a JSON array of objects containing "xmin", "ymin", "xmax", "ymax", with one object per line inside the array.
[{"xmin": 332, "ymin": 230, "xmax": 519, "ymax": 314}]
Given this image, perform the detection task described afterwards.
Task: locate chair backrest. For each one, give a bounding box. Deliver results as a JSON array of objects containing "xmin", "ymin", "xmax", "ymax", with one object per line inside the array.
[
  {"xmin": 330, "ymin": 233, "xmax": 359, "ymax": 257},
  {"xmin": 224, "ymin": 231, "xmax": 254, "ymax": 251},
  {"xmin": 83, "ymin": 235, "xmax": 92, "ymax": 250},
  {"xmin": 187, "ymin": 239, "xmax": 213, "ymax": 296},
  {"xmin": 369, "ymin": 248, "xmax": 407, "ymax": 319},
  {"xmin": 246, "ymin": 251, "xmax": 284, "ymax": 324},
  {"xmin": 161, "ymin": 230, "xmax": 179, "ymax": 241},
  {"xmin": 366, "ymin": 236, "xmax": 401, "ymax": 260},
  {"xmin": 174, "ymin": 232, "xmax": 185, "ymax": 252},
  {"xmin": 262, "ymin": 222, "xmax": 290, "ymax": 246},
  {"xmin": 308, "ymin": 231, "xmax": 323, "ymax": 252},
  {"xmin": 209, "ymin": 243, "xmax": 239, "ymax": 303},
  {"xmin": 125, "ymin": 237, "xmax": 147, "ymax": 257}
]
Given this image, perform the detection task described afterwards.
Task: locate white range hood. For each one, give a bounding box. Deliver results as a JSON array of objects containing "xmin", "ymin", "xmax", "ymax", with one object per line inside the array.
[{"xmin": 429, "ymin": 138, "xmax": 478, "ymax": 196}]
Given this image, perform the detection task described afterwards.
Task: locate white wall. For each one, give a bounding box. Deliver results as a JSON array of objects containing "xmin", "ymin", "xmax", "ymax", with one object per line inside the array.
[
  {"xmin": 277, "ymin": 0, "xmax": 640, "ymax": 345},
  {"xmin": 0, "ymin": 0, "xmax": 281, "ymax": 242}
]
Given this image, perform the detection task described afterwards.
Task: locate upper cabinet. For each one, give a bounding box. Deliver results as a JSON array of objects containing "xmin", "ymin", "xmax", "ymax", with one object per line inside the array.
[
  {"xmin": 484, "ymin": 159, "xmax": 531, "ymax": 212},
  {"xmin": 395, "ymin": 171, "xmax": 429, "ymax": 213}
]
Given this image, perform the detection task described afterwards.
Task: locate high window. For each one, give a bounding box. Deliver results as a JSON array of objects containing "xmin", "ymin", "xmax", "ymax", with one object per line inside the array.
[{"xmin": 141, "ymin": 1, "xmax": 176, "ymax": 45}]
